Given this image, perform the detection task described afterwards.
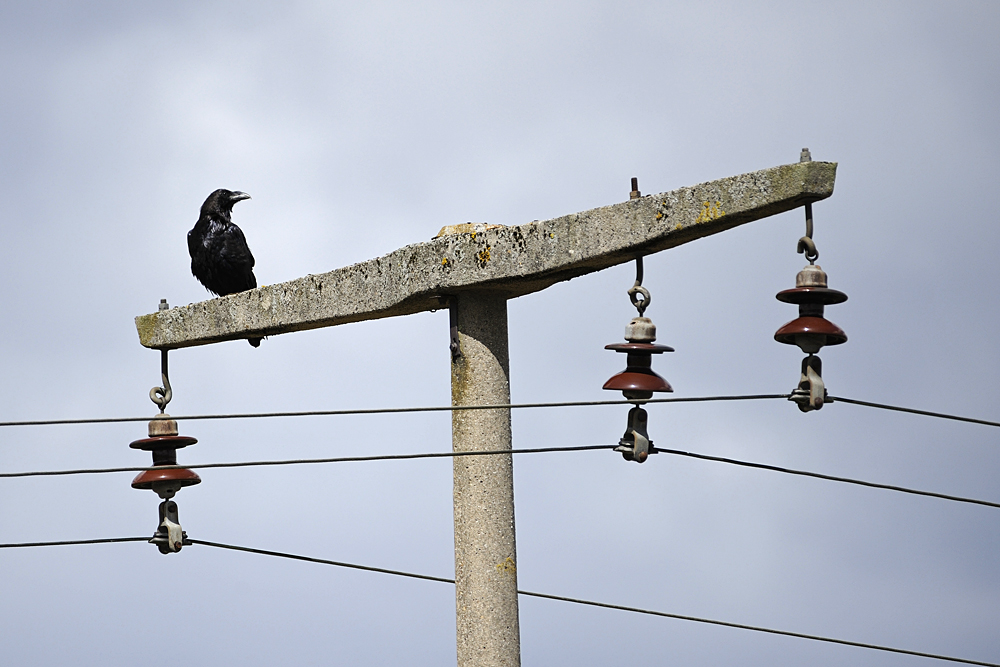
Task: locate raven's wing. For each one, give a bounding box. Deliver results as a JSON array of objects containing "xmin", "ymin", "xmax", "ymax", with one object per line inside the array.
[
  {"xmin": 215, "ymin": 224, "xmax": 257, "ymax": 292},
  {"xmin": 220, "ymin": 224, "xmax": 255, "ymax": 269}
]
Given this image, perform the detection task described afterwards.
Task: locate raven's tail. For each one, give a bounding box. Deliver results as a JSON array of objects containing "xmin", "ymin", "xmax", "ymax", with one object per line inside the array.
[{"xmin": 248, "ymin": 337, "xmax": 263, "ymax": 348}]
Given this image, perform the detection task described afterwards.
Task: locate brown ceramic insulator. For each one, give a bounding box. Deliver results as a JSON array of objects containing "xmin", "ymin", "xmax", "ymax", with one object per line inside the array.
[
  {"xmin": 148, "ymin": 416, "xmax": 179, "ymax": 437},
  {"xmin": 131, "ymin": 467, "xmax": 201, "ymax": 490},
  {"xmin": 151, "ymin": 449, "xmax": 178, "ymax": 466},
  {"xmin": 775, "ymin": 287, "xmax": 848, "ymax": 305},
  {"xmin": 604, "ymin": 342, "xmax": 674, "ymax": 354},
  {"xmin": 129, "ymin": 435, "xmax": 198, "ymax": 451},
  {"xmin": 774, "ymin": 316, "xmax": 848, "ymax": 347},
  {"xmin": 603, "ymin": 341, "xmax": 674, "ymax": 398},
  {"xmin": 603, "ymin": 368, "xmax": 673, "ymax": 393}
]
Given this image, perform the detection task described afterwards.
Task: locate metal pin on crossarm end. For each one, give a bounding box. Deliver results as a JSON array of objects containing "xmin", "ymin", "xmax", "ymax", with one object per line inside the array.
[{"xmin": 796, "ymin": 150, "xmax": 818, "ymax": 263}]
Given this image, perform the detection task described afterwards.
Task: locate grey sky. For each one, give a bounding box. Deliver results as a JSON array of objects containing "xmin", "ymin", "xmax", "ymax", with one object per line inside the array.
[{"xmin": 1, "ymin": 1, "xmax": 998, "ymax": 665}]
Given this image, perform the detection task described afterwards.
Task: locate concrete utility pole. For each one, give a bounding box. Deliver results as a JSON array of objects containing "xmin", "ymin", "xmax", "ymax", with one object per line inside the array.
[
  {"xmin": 450, "ymin": 292, "xmax": 519, "ymax": 665},
  {"xmin": 136, "ymin": 159, "xmax": 836, "ymax": 667}
]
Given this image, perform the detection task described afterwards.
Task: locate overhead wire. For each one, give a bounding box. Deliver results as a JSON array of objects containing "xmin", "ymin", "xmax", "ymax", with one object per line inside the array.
[
  {"xmin": 2, "ymin": 536, "xmax": 988, "ymax": 667},
  {"xmin": 0, "ymin": 394, "xmax": 790, "ymax": 427},
  {"xmin": 652, "ymin": 446, "xmax": 1000, "ymax": 509},
  {"xmin": 2, "ymin": 444, "xmax": 997, "ymax": 510},
  {"xmin": 828, "ymin": 396, "xmax": 1000, "ymax": 429},
  {"xmin": 0, "ymin": 537, "xmax": 149, "ymax": 548},
  {"xmin": 196, "ymin": 540, "xmax": 992, "ymax": 667},
  {"xmin": 516, "ymin": 589, "xmax": 999, "ymax": 667},
  {"xmin": 0, "ymin": 445, "xmax": 612, "ymax": 478},
  {"xmin": 0, "ymin": 393, "xmax": 996, "ymax": 432}
]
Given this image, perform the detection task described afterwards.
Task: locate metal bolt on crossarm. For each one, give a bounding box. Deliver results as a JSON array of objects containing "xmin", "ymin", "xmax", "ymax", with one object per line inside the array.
[
  {"xmin": 603, "ymin": 254, "xmax": 673, "ymax": 463},
  {"xmin": 629, "ymin": 176, "xmax": 641, "ymax": 200},
  {"xmin": 774, "ymin": 152, "xmax": 848, "ymax": 412}
]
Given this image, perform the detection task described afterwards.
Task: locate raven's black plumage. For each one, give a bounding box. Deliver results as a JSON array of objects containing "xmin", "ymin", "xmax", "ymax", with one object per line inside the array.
[{"xmin": 188, "ymin": 189, "xmax": 262, "ymax": 347}]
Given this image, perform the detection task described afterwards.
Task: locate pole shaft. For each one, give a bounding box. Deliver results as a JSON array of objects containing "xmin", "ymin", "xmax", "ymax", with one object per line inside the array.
[{"xmin": 451, "ymin": 292, "xmax": 520, "ymax": 667}]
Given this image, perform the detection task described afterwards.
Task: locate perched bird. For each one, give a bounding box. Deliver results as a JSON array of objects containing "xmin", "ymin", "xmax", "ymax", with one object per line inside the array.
[{"xmin": 187, "ymin": 189, "xmax": 262, "ymax": 347}]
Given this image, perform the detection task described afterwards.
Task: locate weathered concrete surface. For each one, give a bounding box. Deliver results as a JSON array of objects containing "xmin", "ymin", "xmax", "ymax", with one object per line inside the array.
[
  {"xmin": 136, "ymin": 161, "xmax": 836, "ymax": 349},
  {"xmin": 450, "ymin": 293, "xmax": 519, "ymax": 667}
]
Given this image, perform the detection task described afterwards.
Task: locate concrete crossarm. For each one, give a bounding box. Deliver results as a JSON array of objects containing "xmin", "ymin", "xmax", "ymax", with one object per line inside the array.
[{"xmin": 136, "ymin": 160, "xmax": 836, "ymax": 349}]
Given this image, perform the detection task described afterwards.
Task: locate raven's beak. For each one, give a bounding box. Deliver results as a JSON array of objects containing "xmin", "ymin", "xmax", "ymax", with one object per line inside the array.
[{"xmin": 231, "ymin": 192, "xmax": 251, "ymax": 202}]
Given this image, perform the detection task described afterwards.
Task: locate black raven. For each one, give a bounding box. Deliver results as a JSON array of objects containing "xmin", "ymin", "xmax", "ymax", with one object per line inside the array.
[{"xmin": 188, "ymin": 189, "xmax": 262, "ymax": 347}]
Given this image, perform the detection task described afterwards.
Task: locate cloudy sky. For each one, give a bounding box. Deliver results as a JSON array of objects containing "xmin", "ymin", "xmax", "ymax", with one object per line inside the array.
[{"xmin": 1, "ymin": 1, "xmax": 998, "ymax": 665}]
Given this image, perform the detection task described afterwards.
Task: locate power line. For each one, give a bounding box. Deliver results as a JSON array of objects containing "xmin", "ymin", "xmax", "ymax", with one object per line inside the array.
[
  {"xmin": 0, "ymin": 445, "xmax": 612, "ymax": 478},
  {"xmin": 190, "ymin": 539, "xmax": 455, "ymax": 584},
  {"xmin": 517, "ymin": 589, "xmax": 999, "ymax": 667},
  {"xmin": 829, "ymin": 396, "xmax": 1000, "ymax": 428},
  {"xmin": 0, "ymin": 537, "xmax": 149, "ymax": 548},
  {"xmin": 3, "ymin": 444, "xmax": 997, "ymax": 510},
  {"xmin": 186, "ymin": 539, "xmax": 1000, "ymax": 667},
  {"xmin": 0, "ymin": 394, "xmax": 788, "ymax": 428},
  {"xmin": 653, "ymin": 447, "xmax": 1000, "ymax": 509},
  {"xmin": 1, "ymin": 394, "xmax": 996, "ymax": 433},
  {"xmin": 2, "ymin": 536, "xmax": 994, "ymax": 665}
]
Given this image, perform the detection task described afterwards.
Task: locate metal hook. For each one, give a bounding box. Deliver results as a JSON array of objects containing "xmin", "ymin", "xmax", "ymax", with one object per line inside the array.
[
  {"xmin": 627, "ymin": 257, "xmax": 651, "ymax": 316},
  {"xmin": 149, "ymin": 348, "xmax": 172, "ymax": 413},
  {"xmin": 797, "ymin": 150, "xmax": 819, "ymax": 264},
  {"xmin": 796, "ymin": 203, "xmax": 819, "ymax": 264}
]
